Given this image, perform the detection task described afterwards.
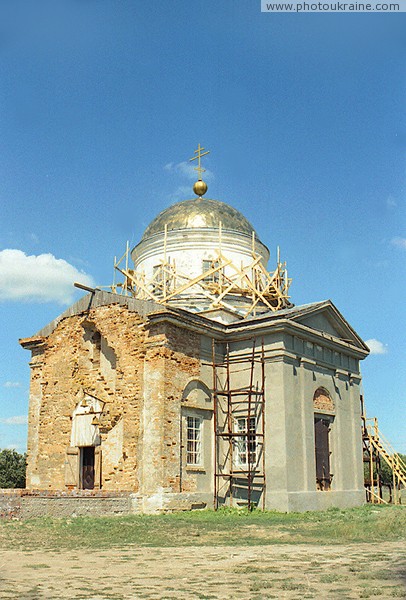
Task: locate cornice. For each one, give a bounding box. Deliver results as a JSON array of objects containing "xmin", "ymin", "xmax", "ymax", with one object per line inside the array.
[{"xmin": 146, "ymin": 311, "xmax": 369, "ymax": 360}]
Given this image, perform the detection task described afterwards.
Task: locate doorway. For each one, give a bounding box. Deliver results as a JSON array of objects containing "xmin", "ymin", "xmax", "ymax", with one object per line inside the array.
[
  {"xmin": 81, "ymin": 446, "xmax": 95, "ymax": 490},
  {"xmin": 314, "ymin": 417, "xmax": 332, "ymax": 491}
]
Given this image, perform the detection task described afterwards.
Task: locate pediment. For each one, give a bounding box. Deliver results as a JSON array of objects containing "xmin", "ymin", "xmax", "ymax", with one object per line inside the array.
[{"xmin": 288, "ymin": 301, "xmax": 368, "ymax": 352}]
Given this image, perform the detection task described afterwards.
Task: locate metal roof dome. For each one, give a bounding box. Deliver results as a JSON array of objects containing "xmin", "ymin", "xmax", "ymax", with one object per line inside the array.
[{"xmin": 141, "ymin": 198, "xmax": 258, "ymax": 240}]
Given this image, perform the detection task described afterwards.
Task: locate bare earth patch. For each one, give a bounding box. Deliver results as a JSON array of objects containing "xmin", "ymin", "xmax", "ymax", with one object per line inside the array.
[{"xmin": 0, "ymin": 542, "xmax": 404, "ymax": 599}]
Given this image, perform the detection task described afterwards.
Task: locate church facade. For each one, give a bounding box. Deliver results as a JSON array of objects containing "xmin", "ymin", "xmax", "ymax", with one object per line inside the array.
[{"xmin": 20, "ymin": 149, "xmax": 369, "ymax": 513}]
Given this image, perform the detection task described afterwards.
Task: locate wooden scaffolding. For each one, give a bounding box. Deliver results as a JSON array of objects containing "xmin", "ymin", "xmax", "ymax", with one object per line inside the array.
[
  {"xmin": 212, "ymin": 339, "xmax": 266, "ymax": 511},
  {"xmin": 110, "ymin": 228, "xmax": 292, "ymax": 318},
  {"xmin": 361, "ymin": 396, "xmax": 406, "ymax": 504}
]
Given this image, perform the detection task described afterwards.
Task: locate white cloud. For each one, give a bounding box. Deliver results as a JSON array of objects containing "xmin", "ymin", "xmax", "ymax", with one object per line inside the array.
[
  {"xmin": 169, "ymin": 185, "xmax": 195, "ymax": 201},
  {"xmin": 3, "ymin": 381, "xmax": 21, "ymax": 388},
  {"xmin": 0, "ymin": 249, "xmax": 94, "ymax": 304},
  {"xmin": 386, "ymin": 196, "xmax": 397, "ymax": 209},
  {"xmin": 164, "ymin": 161, "xmax": 214, "ymax": 182},
  {"xmin": 391, "ymin": 237, "xmax": 406, "ymax": 250},
  {"xmin": 0, "ymin": 415, "xmax": 28, "ymax": 425},
  {"xmin": 365, "ymin": 339, "xmax": 388, "ymax": 355}
]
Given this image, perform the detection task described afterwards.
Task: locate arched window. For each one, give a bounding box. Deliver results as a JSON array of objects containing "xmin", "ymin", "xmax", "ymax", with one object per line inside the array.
[{"xmin": 181, "ymin": 380, "xmax": 212, "ymax": 470}]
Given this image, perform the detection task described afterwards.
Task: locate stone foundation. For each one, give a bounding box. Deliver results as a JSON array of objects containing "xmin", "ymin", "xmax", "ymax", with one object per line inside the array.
[
  {"xmin": 0, "ymin": 489, "xmax": 210, "ymax": 519},
  {"xmin": 0, "ymin": 489, "xmax": 23, "ymax": 519}
]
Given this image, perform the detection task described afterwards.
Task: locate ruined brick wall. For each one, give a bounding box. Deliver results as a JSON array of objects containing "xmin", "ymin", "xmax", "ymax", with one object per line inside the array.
[
  {"xmin": 0, "ymin": 489, "xmax": 23, "ymax": 519},
  {"xmin": 141, "ymin": 321, "xmax": 202, "ymax": 496},
  {"xmin": 26, "ymin": 304, "xmax": 148, "ymax": 491},
  {"xmin": 25, "ymin": 303, "xmax": 206, "ymax": 498}
]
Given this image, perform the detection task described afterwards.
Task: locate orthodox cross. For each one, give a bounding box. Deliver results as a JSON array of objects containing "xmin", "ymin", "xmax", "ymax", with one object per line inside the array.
[{"xmin": 189, "ymin": 144, "xmax": 210, "ymax": 181}]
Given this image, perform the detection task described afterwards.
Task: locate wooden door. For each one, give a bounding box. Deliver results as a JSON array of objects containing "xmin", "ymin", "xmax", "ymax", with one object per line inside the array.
[
  {"xmin": 314, "ymin": 418, "xmax": 331, "ymax": 491},
  {"xmin": 65, "ymin": 447, "xmax": 79, "ymax": 488}
]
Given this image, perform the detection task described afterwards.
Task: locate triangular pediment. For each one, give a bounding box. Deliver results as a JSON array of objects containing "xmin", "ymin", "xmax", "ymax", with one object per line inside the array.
[{"xmin": 287, "ymin": 301, "xmax": 368, "ymax": 352}]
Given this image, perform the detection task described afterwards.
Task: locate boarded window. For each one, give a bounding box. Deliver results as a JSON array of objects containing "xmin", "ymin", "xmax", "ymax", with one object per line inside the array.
[{"xmin": 314, "ymin": 417, "xmax": 332, "ymax": 491}]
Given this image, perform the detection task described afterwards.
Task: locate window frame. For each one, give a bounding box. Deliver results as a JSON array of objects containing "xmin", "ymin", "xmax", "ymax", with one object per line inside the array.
[
  {"xmin": 186, "ymin": 415, "xmax": 203, "ymax": 467},
  {"xmin": 202, "ymin": 259, "xmax": 221, "ymax": 284},
  {"xmin": 235, "ymin": 416, "xmax": 257, "ymax": 468}
]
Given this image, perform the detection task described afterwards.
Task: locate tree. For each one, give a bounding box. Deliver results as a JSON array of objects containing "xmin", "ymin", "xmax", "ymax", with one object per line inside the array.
[
  {"xmin": 378, "ymin": 453, "xmax": 406, "ymax": 485},
  {"xmin": 0, "ymin": 449, "xmax": 27, "ymax": 488}
]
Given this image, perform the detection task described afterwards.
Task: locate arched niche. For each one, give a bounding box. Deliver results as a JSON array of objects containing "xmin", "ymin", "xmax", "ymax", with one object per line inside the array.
[
  {"xmin": 313, "ymin": 387, "xmax": 335, "ymax": 414},
  {"xmin": 182, "ymin": 379, "xmax": 212, "ymax": 405},
  {"xmin": 82, "ymin": 322, "xmax": 101, "ymax": 367}
]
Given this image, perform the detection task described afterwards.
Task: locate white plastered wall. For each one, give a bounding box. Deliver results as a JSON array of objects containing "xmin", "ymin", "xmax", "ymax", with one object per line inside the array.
[{"xmin": 132, "ymin": 228, "xmax": 270, "ymax": 287}]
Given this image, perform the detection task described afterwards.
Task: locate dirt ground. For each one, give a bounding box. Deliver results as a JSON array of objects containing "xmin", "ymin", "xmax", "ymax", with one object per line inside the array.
[{"xmin": 0, "ymin": 542, "xmax": 404, "ymax": 600}]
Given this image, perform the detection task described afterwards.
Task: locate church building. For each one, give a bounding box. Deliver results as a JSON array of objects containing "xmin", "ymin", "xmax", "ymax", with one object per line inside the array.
[{"xmin": 20, "ymin": 146, "xmax": 369, "ymax": 513}]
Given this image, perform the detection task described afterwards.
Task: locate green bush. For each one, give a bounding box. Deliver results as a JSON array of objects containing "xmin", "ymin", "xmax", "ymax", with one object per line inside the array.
[
  {"xmin": 0, "ymin": 449, "xmax": 27, "ymax": 488},
  {"xmin": 364, "ymin": 453, "xmax": 406, "ymax": 486}
]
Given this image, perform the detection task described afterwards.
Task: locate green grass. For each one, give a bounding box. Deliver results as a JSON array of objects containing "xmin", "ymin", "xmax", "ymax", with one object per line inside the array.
[{"xmin": 0, "ymin": 504, "xmax": 404, "ymax": 551}]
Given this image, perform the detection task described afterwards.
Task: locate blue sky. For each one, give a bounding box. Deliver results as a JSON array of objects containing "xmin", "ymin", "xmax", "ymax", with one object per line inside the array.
[{"xmin": 0, "ymin": 1, "xmax": 405, "ymax": 453}]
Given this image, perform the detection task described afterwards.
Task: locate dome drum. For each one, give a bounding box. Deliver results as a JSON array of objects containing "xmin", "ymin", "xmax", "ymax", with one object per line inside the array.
[
  {"xmin": 112, "ymin": 194, "xmax": 292, "ymax": 318},
  {"xmin": 132, "ymin": 227, "xmax": 270, "ymax": 268}
]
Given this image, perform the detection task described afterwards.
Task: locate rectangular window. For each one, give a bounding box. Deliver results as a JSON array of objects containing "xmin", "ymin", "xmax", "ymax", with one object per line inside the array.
[
  {"xmin": 235, "ymin": 417, "xmax": 257, "ymax": 466},
  {"xmin": 187, "ymin": 416, "xmax": 203, "ymax": 465},
  {"xmin": 152, "ymin": 264, "xmax": 169, "ymax": 296},
  {"xmin": 152, "ymin": 265, "xmax": 163, "ymax": 289},
  {"xmin": 202, "ymin": 259, "xmax": 220, "ymax": 284}
]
